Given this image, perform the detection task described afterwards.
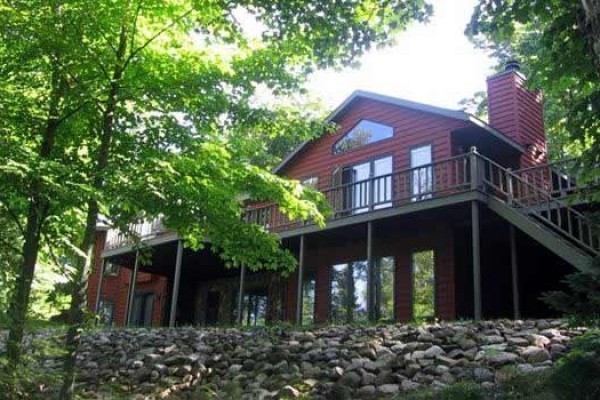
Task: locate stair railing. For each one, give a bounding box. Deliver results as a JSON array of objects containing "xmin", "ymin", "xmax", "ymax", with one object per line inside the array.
[{"xmin": 475, "ymin": 152, "xmax": 600, "ymax": 256}]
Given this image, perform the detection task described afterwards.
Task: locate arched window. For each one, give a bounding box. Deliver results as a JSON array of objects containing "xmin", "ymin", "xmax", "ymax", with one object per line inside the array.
[{"xmin": 333, "ymin": 120, "xmax": 393, "ymax": 154}]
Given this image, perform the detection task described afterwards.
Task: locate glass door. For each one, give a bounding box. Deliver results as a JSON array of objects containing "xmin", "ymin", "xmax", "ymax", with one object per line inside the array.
[
  {"xmin": 342, "ymin": 156, "xmax": 393, "ymax": 214},
  {"xmin": 342, "ymin": 161, "xmax": 370, "ymax": 214},
  {"xmin": 410, "ymin": 145, "xmax": 433, "ymax": 200},
  {"xmin": 373, "ymin": 156, "xmax": 392, "ymax": 209}
]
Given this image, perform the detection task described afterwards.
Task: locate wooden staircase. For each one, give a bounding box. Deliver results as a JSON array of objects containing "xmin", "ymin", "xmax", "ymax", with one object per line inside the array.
[{"xmin": 475, "ymin": 152, "xmax": 599, "ymax": 272}]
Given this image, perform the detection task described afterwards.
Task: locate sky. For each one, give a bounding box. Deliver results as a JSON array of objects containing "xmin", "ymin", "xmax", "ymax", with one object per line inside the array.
[{"xmin": 305, "ymin": 0, "xmax": 495, "ymax": 110}]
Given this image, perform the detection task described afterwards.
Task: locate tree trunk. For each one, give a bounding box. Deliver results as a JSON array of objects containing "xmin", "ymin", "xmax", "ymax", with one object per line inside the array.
[
  {"xmin": 59, "ymin": 3, "xmax": 131, "ymax": 397},
  {"xmin": 581, "ymin": 0, "xmax": 600, "ymax": 71},
  {"xmin": 4, "ymin": 60, "xmax": 64, "ymax": 395}
]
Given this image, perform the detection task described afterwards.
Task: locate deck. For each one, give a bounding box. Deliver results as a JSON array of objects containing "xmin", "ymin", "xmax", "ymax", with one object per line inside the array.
[{"xmin": 102, "ymin": 151, "xmax": 591, "ymax": 256}]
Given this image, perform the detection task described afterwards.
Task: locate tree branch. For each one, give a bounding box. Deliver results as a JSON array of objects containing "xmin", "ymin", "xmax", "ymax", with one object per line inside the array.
[
  {"xmin": 122, "ymin": 8, "xmax": 195, "ymax": 72},
  {"xmin": 0, "ymin": 198, "xmax": 26, "ymax": 237}
]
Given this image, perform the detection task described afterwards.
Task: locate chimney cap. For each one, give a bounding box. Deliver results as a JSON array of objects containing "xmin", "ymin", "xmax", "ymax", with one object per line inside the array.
[{"xmin": 504, "ymin": 60, "xmax": 521, "ymax": 72}]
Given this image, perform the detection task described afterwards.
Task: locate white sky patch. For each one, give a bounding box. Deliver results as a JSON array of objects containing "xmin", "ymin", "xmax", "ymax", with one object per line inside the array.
[{"xmin": 306, "ymin": 0, "xmax": 495, "ymax": 110}]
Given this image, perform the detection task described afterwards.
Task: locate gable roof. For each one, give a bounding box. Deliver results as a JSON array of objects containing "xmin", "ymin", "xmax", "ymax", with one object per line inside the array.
[{"xmin": 273, "ymin": 90, "xmax": 525, "ymax": 174}]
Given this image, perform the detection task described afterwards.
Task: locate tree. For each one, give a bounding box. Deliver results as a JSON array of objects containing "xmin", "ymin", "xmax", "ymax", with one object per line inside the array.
[
  {"xmin": 0, "ymin": 1, "xmax": 433, "ymax": 396},
  {"xmin": 466, "ymin": 0, "xmax": 600, "ymax": 184}
]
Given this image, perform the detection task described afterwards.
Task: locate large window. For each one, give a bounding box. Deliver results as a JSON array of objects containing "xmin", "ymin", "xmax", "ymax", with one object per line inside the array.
[
  {"xmin": 242, "ymin": 293, "xmax": 267, "ymax": 326},
  {"xmin": 330, "ymin": 258, "xmax": 395, "ymax": 323},
  {"xmin": 412, "ymin": 250, "xmax": 435, "ymax": 320},
  {"xmin": 333, "ymin": 120, "xmax": 393, "ymax": 154},
  {"xmin": 131, "ymin": 292, "xmax": 154, "ymax": 327},
  {"xmin": 330, "ymin": 261, "xmax": 368, "ymax": 323},
  {"xmin": 302, "ymin": 278, "xmax": 316, "ymax": 325},
  {"xmin": 98, "ymin": 300, "xmax": 114, "ymax": 326},
  {"xmin": 374, "ymin": 256, "xmax": 395, "ymax": 321}
]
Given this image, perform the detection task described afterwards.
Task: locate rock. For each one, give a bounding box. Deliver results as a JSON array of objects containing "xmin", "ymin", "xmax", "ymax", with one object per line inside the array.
[
  {"xmin": 401, "ymin": 380, "xmax": 420, "ymax": 391},
  {"xmin": 340, "ymin": 371, "xmax": 362, "ymax": 388},
  {"xmin": 528, "ymin": 334, "xmax": 550, "ymax": 348},
  {"xmin": 274, "ymin": 360, "xmax": 289, "ymax": 374},
  {"xmin": 424, "ymin": 345, "xmax": 445, "ymax": 358},
  {"xmin": 482, "ymin": 335, "xmax": 505, "ymax": 345},
  {"xmin": 436, "ymin": 355, "xmax": 457, "ymax": 367},
  {"xmin": 540, "ymin": 329, "xmax": 561, "ymax": 338},
  {"xmin": 229, "ymin": 364, "xmax": 243, "ymax": 374},
  {"xmin": 550, "ymin": 344, "xmax": 567, "ymax": 355},
  {"xmin": 279, "ymin": 385, "xmax": 301, "ymax": 398},
  {"xmin": 378, "ymin": 383, "xmax": 400, "ymax": 394},
  {"xmin": 472, "ymin": 367, "xmax": 494, "ymax": 383},
  {"xmin": 507, "ymin": 337, "xmax": 529, "ymax": 346},
  {"xmin": 357, "ymin": 385, "xmax": 376, "ymax": 397},
  {"xmin": 522, "ymin": 347, "xmax": 551, "ymax": 363},
  {"xmin": 486, "ymin": 352, "xmax": 519, "ymax": 366}
]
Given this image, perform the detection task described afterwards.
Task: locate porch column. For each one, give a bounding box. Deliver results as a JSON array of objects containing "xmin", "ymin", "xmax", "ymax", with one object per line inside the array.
[
  {"xmin": 471, "ymin": 201, "xmax": 482, "ymax": 320},
  {"xmin": 367, "ymin": 221, "xmax": 375, "ymax": 321},
  {"xmin": 94, "ymin": 258, "xmax": 107, "ymax": 315},
  {"xmin": 125, "ymin": 251, "xmax": 140, "ymax": 326},
  {"xmin": 237, "ymin": 264, "xmax": 246, "ymax": 324},
  {"xmin": 509, "ymin": 225, "xmax": 521, "ymax": 319},
  {"xmin": 295, "ymin": 235, "xmax": 306, "ymax": 324},
  {"xmin": 169, "ymin": 240, "xmax": 184, "ymax": 328}
]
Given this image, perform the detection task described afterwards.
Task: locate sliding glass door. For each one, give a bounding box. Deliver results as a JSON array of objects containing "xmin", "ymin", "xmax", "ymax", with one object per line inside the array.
[{"xmin": 341, "ymin": 156, "xmax": 393, "ymax": 214}]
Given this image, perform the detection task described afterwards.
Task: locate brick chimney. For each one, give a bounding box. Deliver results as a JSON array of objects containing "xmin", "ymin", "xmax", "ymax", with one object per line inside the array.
[{"xmin": 487, "ymin": 61, "xmax": 546, "ymax": 167}]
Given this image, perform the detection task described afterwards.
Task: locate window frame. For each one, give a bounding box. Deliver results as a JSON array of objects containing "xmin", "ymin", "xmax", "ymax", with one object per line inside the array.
[
  {"xmin": 332, "ymin": 119, "xmax": 394, "ymax": 155},
  {"xmin": 103, "ymin": 262, "xmax": 120, "ymax": 277}
]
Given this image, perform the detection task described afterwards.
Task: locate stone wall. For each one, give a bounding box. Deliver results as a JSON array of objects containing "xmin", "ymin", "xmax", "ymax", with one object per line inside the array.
[{"xmin": 1, "ymin": 319, "xmax": 585, "ymax": 399}]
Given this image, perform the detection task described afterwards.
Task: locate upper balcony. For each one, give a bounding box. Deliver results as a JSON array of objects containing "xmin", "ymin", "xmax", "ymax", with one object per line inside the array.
[{"xmin": 102, "ymin": 151, "xmax": 588, "ymax": 253}]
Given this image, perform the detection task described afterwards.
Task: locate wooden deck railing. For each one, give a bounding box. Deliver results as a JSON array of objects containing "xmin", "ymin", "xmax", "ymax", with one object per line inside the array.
[
  {"xmin": 514, "ymin": 158, "xmax": 582, "ymax": 198},
  {"xmin": 478, "ymin": 154, "xmax": 600, "ymax": 255},
  {"xmin": 104, "ymin": 151, "xmax": 591, "ymax": 250},
  {"xmin": 244, "ymin": 153, "xmax": 474, "ymax": 232},
  {"xmin": 104, "ymin": 217, "xmax": 167, "ymax": 250}
]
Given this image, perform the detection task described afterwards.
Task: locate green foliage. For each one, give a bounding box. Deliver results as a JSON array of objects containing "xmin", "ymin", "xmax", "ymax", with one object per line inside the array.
[
  {"xmin": 412, "ymin": 250, "xmax": 435, "ymax": 321},
  {"xmin": 541, "ymin": 260, "xmax": 600, "ymax": 328},
  {"xmin": 0, "ymin": 330, "xmax": 67, "ymax": 398},
  {"xmin": 549, "ymin": 331, "xmax": 600, "ymax": 400}
]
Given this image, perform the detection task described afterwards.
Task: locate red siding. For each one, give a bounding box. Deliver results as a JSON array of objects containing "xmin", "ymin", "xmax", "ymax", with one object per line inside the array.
[
  {"xmin": 280, "ymin": 98, "xmax": 471, "ymax": 186},
  {"xmin": 305, "ymin": 220, "xmax": 456, "ymax": 323},
  {"xmin": 487, "ymin": 71, "xmax": 546, "ymax": 168},
  {"xmin": 87, "ymin": 230, "xmax": 108, "ymax": 313},
  {"xmin": 88, "ymin": 233, "xmax": 168, "ymax": 326}
]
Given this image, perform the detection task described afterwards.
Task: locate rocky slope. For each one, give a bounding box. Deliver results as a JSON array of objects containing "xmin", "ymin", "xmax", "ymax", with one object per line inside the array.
[{"xmin": 2, "ymin": 319, "xmax": 586, "ymax": 399}]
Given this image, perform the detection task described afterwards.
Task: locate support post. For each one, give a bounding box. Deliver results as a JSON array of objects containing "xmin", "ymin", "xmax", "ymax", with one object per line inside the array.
[
  {"xmin": 367, "ymin": 221, "xmax": 375, "ymax": 321},
  {"xmin": 471, "ymin": 201, "xmax": 482, "ymax": 320},
  {"xmin": 125, "ymin": 251, "xmax": 140, "ymax": 326},
  {"xmin": 470, "ymin": 146, "xmax": 480, "ymax": 191},
  {"xmin": 237, "ymin": 264, "xmax": 246, "ymax": 324},
  {"xmin": 94, "ymin": 258, "xmax": 107, "ymax": 315},
  {"xmin": 169, "ymin": 240, "xmax": 184, "ymax": 328},
  {"xmin": 509, "ymin": 225, "xmax": 521, "ymax": 319},
  {"xmin": 296, "ymin": 235, "xmax": 306, "ymax": 324}
]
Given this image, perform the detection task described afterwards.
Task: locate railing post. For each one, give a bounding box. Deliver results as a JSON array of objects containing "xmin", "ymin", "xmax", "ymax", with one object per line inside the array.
[
  {"xmin": 471, "ymin": 201, "xmax": 482, "ymax": 320},
  {"xmin": 169, "ymin": 240, "xmax": 184, "ymax": 328},
  {"xmin": 507, "ymin": 168, "xmax": 514, "ymax": 205},
  {"xmin": 295, "ymin": 235, "xmax": 306, "ymax": 325},
  {"xmin": 366, "ymin": 221, "xmax": 375, "ymax": 321},
  {"xmin": 237, "ymin": 264, "xmax": 246, "ymax": 324},
  {"xmin": 469, "ymin": 147, "xmax": 480, "ymax": 191},
  {"xmin": 369, "ymin": 175, "xmax": 375, "ymax": 211},
  {"xmin": 125, "ymin": 250, "xmax": 140, "ymax": 326},
  {"xmin": 94, "ymin": 258, "xmax": 107, "ymax": 319}
]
